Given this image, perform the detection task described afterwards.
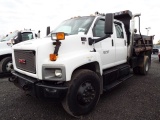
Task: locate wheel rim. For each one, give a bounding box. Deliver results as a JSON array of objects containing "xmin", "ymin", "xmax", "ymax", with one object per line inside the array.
[
  {"xmin": 77, "ymin": 81, "xmax": 96, "ymax": 105},
  {"xmin": 6, "ymin": 61, "xmax": 13, "ymax": 72},
  {"xmin": 145, "ymin": 62, "xmax": 149, "ymax": 71}
]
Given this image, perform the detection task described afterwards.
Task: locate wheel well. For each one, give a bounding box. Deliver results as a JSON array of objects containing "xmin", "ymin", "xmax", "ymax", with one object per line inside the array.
[
  {"xmin": 0, "ymin": 54, "xmax": 12, "ymax": 62},
  {"xmin": 132, "ymin": 51, "xmax": 152, "ymax": 68},
  {"xmin": 73, "ymin": 62, "xmax": 101, "ymax": 75},
  {"xmin": 71, "ymin": 62, "xmax": 103, "ymax": 94}
]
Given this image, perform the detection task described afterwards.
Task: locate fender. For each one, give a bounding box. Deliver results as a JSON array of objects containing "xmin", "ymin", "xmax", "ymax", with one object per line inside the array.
[
  {"xmin": 0, "ymin": 42, "xmax": 12, "ymax": 56},
  {"xmin": 54, "ymin": 51, "xmax": 103, "ymax": 81}
]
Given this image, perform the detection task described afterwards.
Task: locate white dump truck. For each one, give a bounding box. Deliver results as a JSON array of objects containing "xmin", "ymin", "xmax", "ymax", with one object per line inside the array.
[{"xmin": 10, "ymin": 10, "xmax": 154, "ymax": 117}]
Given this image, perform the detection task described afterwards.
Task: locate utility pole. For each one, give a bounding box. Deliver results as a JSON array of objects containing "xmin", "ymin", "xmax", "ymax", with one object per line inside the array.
[{"xmin": 145, "ymin": 27, "xmax": 151, "ymax": 35}]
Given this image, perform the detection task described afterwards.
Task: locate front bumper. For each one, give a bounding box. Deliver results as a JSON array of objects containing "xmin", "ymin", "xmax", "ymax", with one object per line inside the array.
[{"xmin": 10, "ymin": 71, "xmax": 68, "ymax": 100}]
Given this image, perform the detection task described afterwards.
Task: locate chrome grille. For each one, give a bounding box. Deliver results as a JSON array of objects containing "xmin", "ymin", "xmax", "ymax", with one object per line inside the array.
[{"xmin": 14, "ymin": 50, "xmax": 36, "ymax": 74}]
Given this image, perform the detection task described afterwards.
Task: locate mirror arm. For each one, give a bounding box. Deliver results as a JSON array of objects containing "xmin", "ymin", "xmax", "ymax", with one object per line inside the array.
[{"xmin": 88, "ymin": 34, "xmax": 111, "ymax": 45}]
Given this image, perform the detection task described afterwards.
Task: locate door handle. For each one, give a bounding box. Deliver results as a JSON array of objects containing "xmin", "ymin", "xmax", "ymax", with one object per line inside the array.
[
  {"xmin": 112, "ymin": 39, "xmax": 114, "ymax": 46},
  {"xmin": 124, "ymin": 40, "xmax": 126, "ymax": 46}
]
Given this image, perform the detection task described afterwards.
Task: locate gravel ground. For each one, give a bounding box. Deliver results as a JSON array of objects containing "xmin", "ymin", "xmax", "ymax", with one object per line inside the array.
[{"xmin": 0, "ymin": 55, "xmax": 160, "ymax": 120}]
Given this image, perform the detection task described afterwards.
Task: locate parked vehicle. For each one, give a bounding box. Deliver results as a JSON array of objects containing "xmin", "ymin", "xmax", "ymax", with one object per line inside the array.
[
  {"xmin": 152, "ymin": 44, "xmax": 160, "ymax": 54},
  {"xmin": 10, "ymin": 10, "xmax": 154, "ymax": 117},
  {"xmin": 0, "ymin": 30, "xmax": 39, "ymax": 74}
]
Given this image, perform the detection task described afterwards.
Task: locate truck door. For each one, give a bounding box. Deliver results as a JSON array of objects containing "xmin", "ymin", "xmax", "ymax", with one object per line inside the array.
[
  {"xmin": 93, "ymin": 18, "xmax": 116, "ymax": 69},
  {"xmin": 114, "ymin": 22, "xmax": 127, "ymax": 65}
]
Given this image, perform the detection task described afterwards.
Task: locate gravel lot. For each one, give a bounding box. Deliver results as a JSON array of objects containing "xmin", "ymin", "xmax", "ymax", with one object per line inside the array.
[{"xmin": 0, "ymin": 55, "xmax": 160, "ymax": 120}]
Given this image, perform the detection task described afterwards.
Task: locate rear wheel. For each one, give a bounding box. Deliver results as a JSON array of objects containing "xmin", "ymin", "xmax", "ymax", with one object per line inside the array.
[
  {"xmin": 0, "ymin": 57, "xmax": 12, "ymax": 72},
  {"xmin": 62, "ymin": 69, "xmax": 100, "ymax": 117},
  {"xmin": 139, "ymin": 56, "xmax": 149, "ymax": 75}
]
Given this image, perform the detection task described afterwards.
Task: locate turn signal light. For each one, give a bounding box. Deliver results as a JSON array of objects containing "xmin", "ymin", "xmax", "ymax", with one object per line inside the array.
[
  {"xmin": 56, "ymin": 32, "xmax": 65, "ymax": 40},
  {"xmin": 50, "ymin": 54, "xmax": 57, "ymax": 61}
]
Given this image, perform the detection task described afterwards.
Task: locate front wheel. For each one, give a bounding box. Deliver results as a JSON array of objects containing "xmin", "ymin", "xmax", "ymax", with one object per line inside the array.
[
  {"xmin": 0, "ymin": 57, "xmax": 12, "ymax": 73},
  {"xmin": 62, "ymin": 69, "xmax": 100, "ymax": 117}
]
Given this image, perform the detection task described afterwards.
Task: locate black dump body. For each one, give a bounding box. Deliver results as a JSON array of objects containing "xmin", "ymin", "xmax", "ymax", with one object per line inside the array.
[
  {"xmin": 114, "ymin": 10, "xmax": 154, "ymax": 55},
  {"xmin": 130, "ymin": 34, "xmax": 154, "ymax": 68},
  {"xmin": 133, "ymin": 34, "xmax": 154, "ymax": 54}
]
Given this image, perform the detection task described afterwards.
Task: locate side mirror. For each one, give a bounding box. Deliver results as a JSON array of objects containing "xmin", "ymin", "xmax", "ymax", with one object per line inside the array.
[
  {"xmin": 88, "ymin": 13, "xmax": 114, "ymax": 46},
  {"xmin": 37, "ymin": 30, "xmax": 41, "ymax": 38},
  {"xmin": 14, "ymin": 32, "xmax": 22, "ymax": 44},
  {"xmin": 35, "ymin": 34, "xmax": 38, "ymax": 38},
  {"xmin": 105, "ymin": 13, "xmax": 113, "ymax": 34},
  {"xmin": 134, "ymin": 28, "xmax": 137, "ymax": 33},
  {"xmin": 46, "ymin": 26, "xmax": 50, "ymax": 36}
]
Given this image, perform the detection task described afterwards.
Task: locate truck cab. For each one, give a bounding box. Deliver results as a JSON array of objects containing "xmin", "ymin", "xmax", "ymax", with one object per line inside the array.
[{"xmin": 10, "ymin": 10, "xmax": 154, "ymax": 117}]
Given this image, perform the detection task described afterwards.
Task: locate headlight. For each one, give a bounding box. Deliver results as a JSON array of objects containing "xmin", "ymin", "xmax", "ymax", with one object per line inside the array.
[
  {"xmin": 42, "ymin": 65, "xmax": 66, "ymax": 81},
  {"xmin": 55, "ymin": 69, "xmax": 62, "ymax": 77}
]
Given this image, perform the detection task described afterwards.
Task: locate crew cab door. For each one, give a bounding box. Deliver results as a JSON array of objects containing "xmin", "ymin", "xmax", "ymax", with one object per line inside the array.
[
  {"xmin": 93, "ymin": 18, "xmax": 116, "ymax": 69},
  {"xmin": 114, "ymin": 21, "xmax": 127, "ymax": 65}
]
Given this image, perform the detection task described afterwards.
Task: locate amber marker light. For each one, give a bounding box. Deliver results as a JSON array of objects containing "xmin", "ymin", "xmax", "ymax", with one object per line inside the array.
[
  {"xmin": 50, "ymin": 54, "xmax": 57, "ymax": 61},
  {"xmin": 56, "ymin": 32, "xmax": 65, "ymax": 40}
]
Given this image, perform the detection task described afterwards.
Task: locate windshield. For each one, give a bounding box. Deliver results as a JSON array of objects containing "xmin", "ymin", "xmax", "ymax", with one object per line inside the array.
[
  {"xmin": 1, "ymin": 31, "xmax": 18, "ymax": 42},
  {"xmin": 49, "ymin": 16, "xmax": 95, "ymax": 36}
]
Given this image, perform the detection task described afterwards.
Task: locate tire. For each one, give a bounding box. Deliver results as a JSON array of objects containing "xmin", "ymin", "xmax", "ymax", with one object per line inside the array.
[
  {"xmin": 139, "ymin": 56, "xmax": 149, "ymax": 75},
  {"xmin": 133, "ymin": 66, "xmax": 140, "ymax": 74},
  {"xmin": 0, "ymin": 57, "xmax": 12, "ymax": 72},
  {"xmin": 62, "ymin": 69, "xmax": 100, "ymax": 117}
]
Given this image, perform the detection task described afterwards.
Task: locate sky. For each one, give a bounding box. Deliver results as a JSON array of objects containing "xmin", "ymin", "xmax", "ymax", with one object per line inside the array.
[{"xmin": 0, "ymin": 0, "xmax": 159, "ymax": 43}]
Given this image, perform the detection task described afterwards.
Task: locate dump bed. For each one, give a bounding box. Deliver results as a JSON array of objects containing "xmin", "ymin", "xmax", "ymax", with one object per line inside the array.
[{"xmin": 133, "ymin": 34, "xmax": 154, "ymax": 54}]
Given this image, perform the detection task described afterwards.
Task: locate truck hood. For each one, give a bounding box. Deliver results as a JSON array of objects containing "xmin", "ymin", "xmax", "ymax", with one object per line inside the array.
[
  {"xmin": 12, "ymin": 35, "xmax": 90, "ymax": 79},
  {"xmin": 0, "ymin": 41, "xmax": 11, "ymax": 49},
  {"xmin": 12, "ymin": 35, "xmax": 90, "ymax": 53},
  {"xmin": 12, "ymin": 38, "xmax": 52, "ymax": 49}
]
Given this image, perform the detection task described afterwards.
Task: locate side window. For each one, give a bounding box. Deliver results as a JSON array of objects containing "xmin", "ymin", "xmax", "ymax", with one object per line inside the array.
[
  {"xmin": 93, "ymin": 19, "xmax": 105, "ymax": 37},
  {"xmin": 21, "ymin": 33, "xmax": 33, "ymax": 41},
  {"xmin": 114, "ymin": 23, "xmax": 124, "ymax": 38}
]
